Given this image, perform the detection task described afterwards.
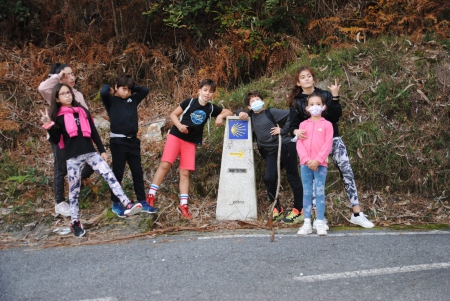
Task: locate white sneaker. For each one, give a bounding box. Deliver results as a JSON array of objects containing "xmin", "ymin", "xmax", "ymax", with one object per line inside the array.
[
  {"xmin": 297, "ymin": 222, "xmax": 312, "ymax": 235},
  {"xmin": 55, "ymin": 202, "xmax": 71, "ymax": 217},
  {"xmin": 313, "ymin": 218, "xmax": 329, "ymax": 230},
  {"xmin": 350, "ymin": 212, "xmax": 374, "ymax": 228},
  {"xmin": 315, "ymin": 220, "xmax": 328, "ymax": 236}
]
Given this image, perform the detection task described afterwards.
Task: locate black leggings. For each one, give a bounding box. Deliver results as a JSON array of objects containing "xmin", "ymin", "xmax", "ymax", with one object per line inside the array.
[
  {"xmin": 263, "ymin": 142, "xmax": 303, "ymax": 211},
  {"xmin": 109, "ymin": 137, "xmax": 145, "ymax": 203}
]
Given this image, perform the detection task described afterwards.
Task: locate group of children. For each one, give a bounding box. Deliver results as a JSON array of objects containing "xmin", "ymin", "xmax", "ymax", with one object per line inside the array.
[
  {"xmin": 238, "ymin": 67, "xmax": 374, "ymax": 236},
  {"xmin": 38, "ymin": 63, "xmax": 373, "ymax": 237}
]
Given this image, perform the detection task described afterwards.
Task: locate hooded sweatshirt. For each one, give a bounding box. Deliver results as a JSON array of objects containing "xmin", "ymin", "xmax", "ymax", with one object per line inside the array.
[
  {"xmin": 38, "ymin": 74, "xmax": 88, "ymax": 109},
  {"xmin": 296, "ymin": 117, "xmax": 333, "ymax": 167},
  {"xmin": 289, "ymin": 87, "xmax": 342, "ymax": 138}
]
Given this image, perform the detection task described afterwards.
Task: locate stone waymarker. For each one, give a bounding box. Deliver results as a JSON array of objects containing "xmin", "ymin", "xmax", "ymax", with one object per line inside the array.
[{"xmin": 216, "ymin": 116, "xmax": 257, "ymax": 220}]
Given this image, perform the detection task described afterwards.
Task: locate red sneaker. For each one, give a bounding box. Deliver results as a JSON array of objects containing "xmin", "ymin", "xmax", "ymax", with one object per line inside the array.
[
  {"xmin": 177, "ymin": 204, "xmax": 192, "ymax": 219},
  {"xmin": 146, "ymin": 193, "xmax": 155, "ymax": 207}
]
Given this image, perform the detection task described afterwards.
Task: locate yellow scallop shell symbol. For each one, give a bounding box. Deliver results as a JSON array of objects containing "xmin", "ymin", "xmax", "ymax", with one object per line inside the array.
[{"xmin": 231, "ymin": 122, "xmax": 246, "ymax": 137}]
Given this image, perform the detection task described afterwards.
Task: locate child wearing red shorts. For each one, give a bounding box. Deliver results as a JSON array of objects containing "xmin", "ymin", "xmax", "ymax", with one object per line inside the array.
[{"xmin": 146, "ymin": 79, "xmax": 232, "ymax": 218}]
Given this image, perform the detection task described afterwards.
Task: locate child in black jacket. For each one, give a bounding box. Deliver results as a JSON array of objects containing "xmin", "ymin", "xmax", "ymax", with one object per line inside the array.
[
  {"xmin": 100, "ymin": 74, "xmax": 158, "ymax": 217},
  {"xmin": 288, "ymin": 66, "xmax": 374, "ymax": 229}
]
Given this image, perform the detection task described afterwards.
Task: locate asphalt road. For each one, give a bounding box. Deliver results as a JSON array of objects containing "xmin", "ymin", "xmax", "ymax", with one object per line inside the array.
[{"xmin": 1, "ymin": 229, "xmax": 449, "ymax": 301}]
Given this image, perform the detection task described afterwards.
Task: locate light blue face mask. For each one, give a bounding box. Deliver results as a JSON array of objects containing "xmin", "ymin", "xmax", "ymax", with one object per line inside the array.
[{"xmin": 250, "ymin": 100, "xmax": 264, "ymax": 112}]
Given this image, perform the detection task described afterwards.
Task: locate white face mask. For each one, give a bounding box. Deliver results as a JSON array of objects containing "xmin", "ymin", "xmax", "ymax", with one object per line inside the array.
[
  {"xmin": 250, "ymin": 100, "xmax": 264, "ymax": 112},
  {"xmin": 307, "ymin": 105, "xmax": 325, "ymax": 117}
]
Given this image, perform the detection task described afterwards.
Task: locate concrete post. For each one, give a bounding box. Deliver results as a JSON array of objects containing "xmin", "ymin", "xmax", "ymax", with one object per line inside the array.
[{"xmin": 216, "ymin": 116, "xmax": 258, "ymax": 220}]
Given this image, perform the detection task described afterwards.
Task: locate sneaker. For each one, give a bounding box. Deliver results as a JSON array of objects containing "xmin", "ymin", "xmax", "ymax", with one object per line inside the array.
[
  {"xmin": 146, "ymin": 193, "xmax": 155, "ymax": 207},
  {"xmin": 269, "ymin": 206, "xmax": 284, "ymax": 222},
  {"xmin": 55, "ymin": 201, "xmax": 71, "ymax": 217},
  {"xmin": 71, "ymin": 220, "xmax": 86, "ymax": 237},
  {"xmin": 140, "ymin": 200, "xmax": 159, "ymax": 214},
  {"xmin": 177, "ymin": 204, "xmax": 192, "ymax": 219},
  {"xmin": 350, "ymin": 212, "xmax": 375, "ymax": 228},
  {"xmin": 315, "ymin": 220, "xmax": 328, "ymax": 236},
  {"xmin": 313, "ymin": 218, "xmax": 329, "ymax": 230},
  {"xmin": 111, "ymin": 202, "xmax": 126, "ymax": 218},
  {"xmin": 282, "ymin": 208, "xmax": 304, "ymax": 224},
  {"xmin": 124, "ymin": 202, "xmax": 142, "ymax": 216},
  {"xmin": 297, "ymin": 222, "xmax": 312, "ymax": 235}
]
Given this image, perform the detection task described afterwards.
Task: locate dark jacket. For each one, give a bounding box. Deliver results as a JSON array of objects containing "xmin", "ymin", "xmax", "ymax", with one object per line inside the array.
[
  {"xmin": 235, "ymin": 108, "xmax": 292, "ymax": 155},
  {"xmin": 100, "ymin": 85, "xmax": 149, "ymax": 137},
  {"xmin": 289, "ymin": 87, "xmax": 342, "ymax": 138},
  {"xmin": 48, "ymin": 108, "xmax": 106, "ymax": 160}
]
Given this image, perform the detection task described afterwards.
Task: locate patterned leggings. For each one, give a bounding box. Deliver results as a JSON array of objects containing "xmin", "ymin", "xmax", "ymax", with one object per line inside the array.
[
  {"xmin": 67, "ymin": 152, "xmax": 130, "ymax": 222},
  {"xmin": 312, "ymin": 137, "xmax": 360, "ymax": 208}
]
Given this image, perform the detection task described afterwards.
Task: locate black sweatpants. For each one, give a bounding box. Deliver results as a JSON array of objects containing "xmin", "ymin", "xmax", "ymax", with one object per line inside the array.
[
  {"xmin": 50, "ymin": 140, "xmax": 94, "ymax": 204},
  {"xmin": 263, "ymin": 142, "xmax": 303, "ymax": 211},
  {"xmin": 109, "ymin": 137, "xmax": 146, "ymax": 203}
]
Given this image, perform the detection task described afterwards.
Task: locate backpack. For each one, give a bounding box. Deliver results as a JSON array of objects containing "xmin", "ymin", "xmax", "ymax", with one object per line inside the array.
[{"xmin": 247, "ymin": 108, "xmax": 287, "ymax": 158}]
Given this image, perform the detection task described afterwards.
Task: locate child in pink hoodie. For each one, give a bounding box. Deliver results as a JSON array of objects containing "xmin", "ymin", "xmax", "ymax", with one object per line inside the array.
[{"xmin": 296, "ymin": 91, "xmax": 333, "ymax": 236}]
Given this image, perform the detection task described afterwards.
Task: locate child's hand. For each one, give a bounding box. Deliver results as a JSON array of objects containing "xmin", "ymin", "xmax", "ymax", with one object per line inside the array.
[
  {"xmin": 307, "ymin": 160, "xmax": 319, "ymax": 171},
  {"xmin": 215, "ymin": 117, "xmax": 224, "ymax": 127},
  {"xmin": 294, "ymin": 129, "xmax": 307, "ymax": 139},
  {"xmin": 100, "ymin": 152, "xmax": 108, "ymax": 162},
  {"xmin": 178, "ymin": 124, "xmax": 189, "ymax": 134},
  {"xmin": 238, "ymin": 112, "xmax": 249, "ymax": 120},
  {"xmin": 270, "ymin": 126, "xmax": 280, "ymax": 135},
  {"xmin": 327, "ymin": 78, "xmax": 341, "ymax": 97},
  {"xmin": 109, "ymin": 87, "xmax": 114, "ymax": 95},
  {"xmin": 40, "ymin": 108, "xmax": 52, "ymax": 125}
]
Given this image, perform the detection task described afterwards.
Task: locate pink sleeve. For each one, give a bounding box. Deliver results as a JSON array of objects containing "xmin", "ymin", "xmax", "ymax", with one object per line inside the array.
[
  {"xmin": 296, "ymin": 123, "xmax": 310, "ymax": 164},
  {"xmin": 38, "ymin": 74, "xmax": 60, "ymax": 105},
  {"xmin": 314, "ymin": 121, "xmax": 333, "ymax": 163}
]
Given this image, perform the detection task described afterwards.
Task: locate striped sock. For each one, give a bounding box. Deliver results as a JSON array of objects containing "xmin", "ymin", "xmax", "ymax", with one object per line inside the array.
[
  {"xmin": 180, "ymin": 194, "xmax": 189, "ymax": 205},
  {"xmin": 149, "ymin": 184, "xmax": 159, "ymax": 195}
]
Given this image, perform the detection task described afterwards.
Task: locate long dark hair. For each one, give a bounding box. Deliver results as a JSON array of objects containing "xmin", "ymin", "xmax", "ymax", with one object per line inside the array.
[
  {"xmin": 49, "ymin": 83, "xmax": 87, "ymax": 122},
  {"xmin": 287, "ymin": 66, "xmax": 316, "ymax": 107},
  {"xmin": 49, "ymin": 63, "xmax": 69, "ymax": 76}
]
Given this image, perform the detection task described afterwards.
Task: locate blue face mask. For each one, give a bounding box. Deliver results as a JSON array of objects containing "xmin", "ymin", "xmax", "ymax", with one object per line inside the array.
[{"xmin": 250, "ymin": 100, "xmax": 264, "ymax": 112}]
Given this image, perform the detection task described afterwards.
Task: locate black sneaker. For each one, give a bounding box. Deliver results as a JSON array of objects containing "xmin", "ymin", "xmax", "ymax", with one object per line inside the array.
[{"xmin": 71, "ymin": 220, "xmax": 86, "ymax": 237}]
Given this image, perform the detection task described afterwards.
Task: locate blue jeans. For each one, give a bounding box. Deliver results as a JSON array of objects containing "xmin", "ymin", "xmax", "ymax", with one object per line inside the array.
[{"xmin": 300, "ymin": 165, "xmax": 328, "ymax": 220}]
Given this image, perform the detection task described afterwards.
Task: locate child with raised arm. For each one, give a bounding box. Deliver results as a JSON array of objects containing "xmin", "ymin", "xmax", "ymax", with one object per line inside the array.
[
  {"xmin": 288, "ymin": 67, "xmax": 374, "ymax": 229},
  {"xmin": 238, "ymin": 91, "xmax": 304, "ymax": 224},
  {"xmin": 100, "ymin": 74, "xmax": 158, "ymax": 217},
  {"xmin": 146, "ymin": 79, "xmax": 233, "ymax": 219},
  {"xmin": 40, "ymin": 83, "xmax": 142, "ymax": 237},
  {"xmin": 296, "ymin": 92, "xmax": 333, "ymax": 236},
  {"xmin": 38, "ymin": 63, "xmax": 94, "ymax": 217}
]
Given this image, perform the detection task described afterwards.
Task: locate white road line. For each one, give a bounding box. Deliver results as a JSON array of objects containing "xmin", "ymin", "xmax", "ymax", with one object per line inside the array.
[
  {"xmin": 293, "ymin": 262, "xmax": 450, "ymax": 282},
  {"xmin": 198, "ymin": 230, "xmax": 450, "ymax": 240},
  {"xmin": 76, "ymin": 298, "xmax": 118, "ymax": 301}
]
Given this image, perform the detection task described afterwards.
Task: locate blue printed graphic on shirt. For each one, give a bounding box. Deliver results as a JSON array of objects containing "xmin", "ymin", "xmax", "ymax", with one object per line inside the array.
[{"xmin": 190, "ymin": 110, "xmax": 207, "ymax": 125}]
